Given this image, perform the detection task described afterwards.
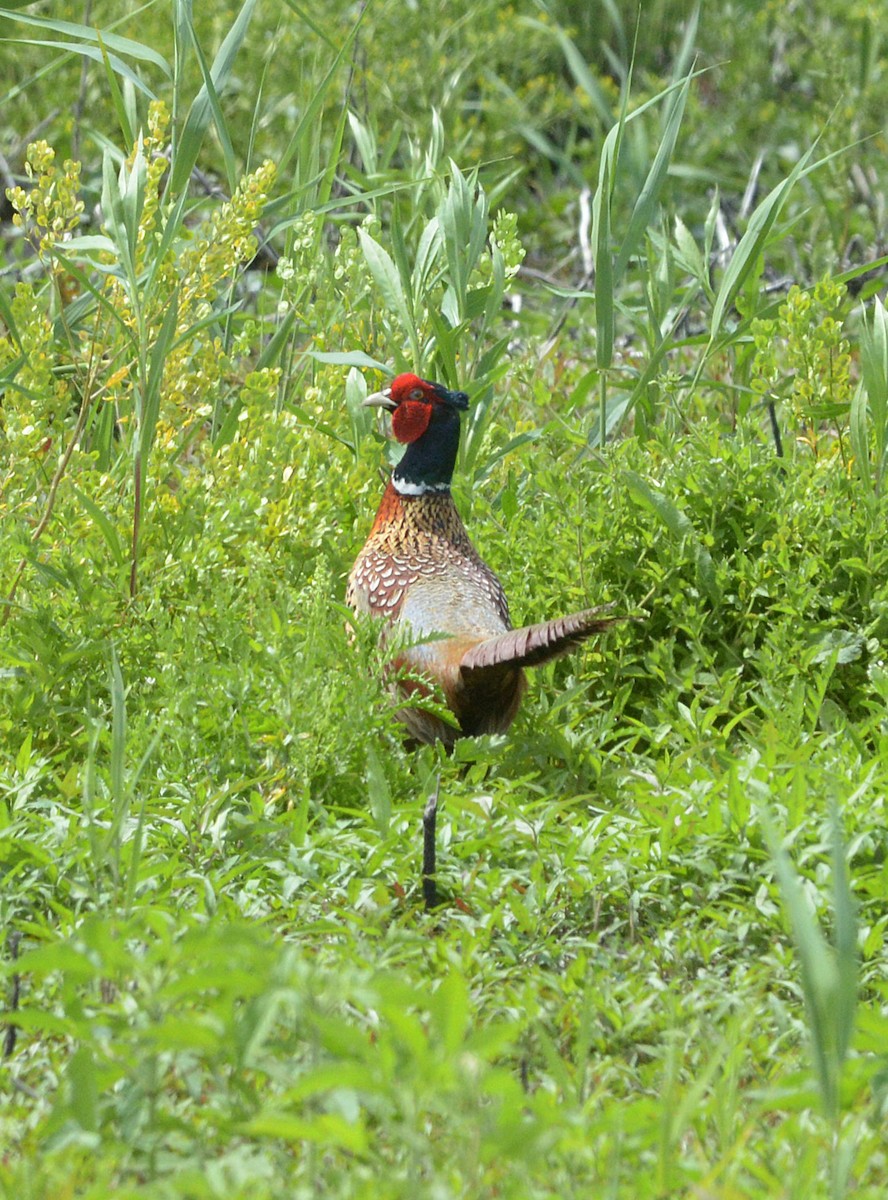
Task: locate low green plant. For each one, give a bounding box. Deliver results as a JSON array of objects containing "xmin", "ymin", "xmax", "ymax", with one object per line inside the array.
[
  {"xmin": 751, "ymin": 277, "xmax": 854, "ymax": 462},
  {"xmin": 3, "ymin": 1, "xmax": 888, "ymax": 1196},
  {"xmin": 1, "ymin": 121, "xmax": 278, "ymax": 606}
]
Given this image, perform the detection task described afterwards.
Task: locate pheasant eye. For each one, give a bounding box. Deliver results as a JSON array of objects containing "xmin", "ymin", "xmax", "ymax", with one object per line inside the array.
[{"xmin": 409, "ymin": 388, "xmax": 425, "ymax": 401}]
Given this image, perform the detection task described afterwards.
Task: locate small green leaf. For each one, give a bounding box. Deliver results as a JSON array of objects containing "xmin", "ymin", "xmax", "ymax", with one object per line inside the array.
[
  {"xmin": 364, "ymin": 745, "xmax": 391, "ymax": 836},
  {"xmin": 244, "ymin": 1110, "xmax": 368, "ymax": 1152},
  {"xmin": 624, "ymin": 470, "xmax": 719, "ymax": 604}
]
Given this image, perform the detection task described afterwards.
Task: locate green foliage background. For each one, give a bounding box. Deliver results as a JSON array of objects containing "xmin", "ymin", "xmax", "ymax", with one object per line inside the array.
[{"xmin": 1, "ymin": 1, "xmax": 888, "ymax": 1196}]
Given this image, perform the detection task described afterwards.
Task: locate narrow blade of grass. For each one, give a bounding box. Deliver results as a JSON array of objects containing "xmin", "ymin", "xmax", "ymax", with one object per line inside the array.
[
  {"xmin": 139, "ymin": 290, "xmax": 179, "ymax": 461},
  {"xmin": 593, "ymin": 145, "xmax": 614, "ymax": 372},
  {"xmin": 0, "ymin": 10, "xmax": 171, "ymax": 75},
  {"xmin": 170, "ymin": 0, "xmax": 258, "ymax": 195},
  {"xmin": 96, "ymin": 30, "xmax": 135, "ymax": 148},
  {"xmin": 520, "ymin": 16, "xmax": 615, "ymax": 128},
  {"xmin": 761, "ymin": 806, "xmax": 857, "ymax": 1120},
  {"xmin": 710, "ymin": 141, "xmax": 821, "ymax": 340},
  {"xmin": 1, "ymin": 37, "xmax": 157, "ymax": 97},
  {"xmin": 275, "ymin": 6, "xmax": 366, "ymax": 185},
  {"xmin": 613, "ymin": 69, "xmax": 693, "ymax": 280},
  {"xmin": 859, "ymin": 294, "xmax": 888, "ymax": 493}
]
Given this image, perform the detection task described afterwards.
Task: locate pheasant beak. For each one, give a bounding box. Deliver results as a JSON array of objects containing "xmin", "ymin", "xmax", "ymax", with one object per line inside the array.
[{"xmin": 363, "ymin": 387, "xmax": 396, "ymax": 411}]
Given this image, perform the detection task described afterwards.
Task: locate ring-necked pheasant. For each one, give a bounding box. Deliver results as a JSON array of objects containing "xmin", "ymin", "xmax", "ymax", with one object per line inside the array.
[{"xmin": 347, "ymin": 372, "xmax": 626, "ymax": 905}]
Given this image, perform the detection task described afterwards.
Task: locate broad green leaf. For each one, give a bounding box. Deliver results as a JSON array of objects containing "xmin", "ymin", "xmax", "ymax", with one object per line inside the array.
[
  {"xmin": 432, "ymin": 969, "xmax": 470, "ymax": 1057},
  {"xmin": 347, "ymin": 111, "xmax": 377, "ymax": 175},
  {"xmin": 100, "ymin": 149, "xmax": 136, "ymax": 287},
  {"xmin": 344, "ymin": 365, "xmax": 369, "ymax": 452},
  {"xmin": 412, "ymin": 216, "xmax": 443, "ymax": 299},
  {"xmin": 67, "ymin": 1046, "xmax": 99, "ymax": 1132},
  {"xmin": 364, "ymin": 745, "xmax": 391, "ymax": 836},
  {"xmin": 70, "ymin": 486, "xmax": 124, "ymax": 566},
  {"xmin": 762, "ymin": 807, "xmax": 857, "ymax": 1119},
  {"xmin": 306, "ymin": 350, "xmax": 390, "ymax": 371},
  {"xmin": 850, "ymin": 382, "xmax": 873, "ymax": 496},
  {"xmin": 358, "ymin": 229, "xmax": 413, "ymax": 335},
  {"xmin": 244, "ymin": 1111, "xmax": 368, "ymax": 1152},
  {"xmin": 437, "ymin": 161, "xmax": 489, "ymax": 319}
]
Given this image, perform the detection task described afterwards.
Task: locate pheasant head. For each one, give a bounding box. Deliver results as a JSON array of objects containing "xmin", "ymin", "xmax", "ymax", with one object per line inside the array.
[{"xmin": 364, "ymin": 373, "xmax": 469, "ymax": 496}]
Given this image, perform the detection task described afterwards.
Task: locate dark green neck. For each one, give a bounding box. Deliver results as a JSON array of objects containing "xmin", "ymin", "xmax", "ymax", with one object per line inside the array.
[{"xmin": 392, "ymin": 406, "xmax": 461, "ymax": 495}]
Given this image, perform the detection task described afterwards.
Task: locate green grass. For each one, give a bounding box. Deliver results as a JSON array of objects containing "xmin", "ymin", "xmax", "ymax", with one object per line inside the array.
[{"xmin": 2, "ymin": 1, "xmax": 888, "ymax": 1196}]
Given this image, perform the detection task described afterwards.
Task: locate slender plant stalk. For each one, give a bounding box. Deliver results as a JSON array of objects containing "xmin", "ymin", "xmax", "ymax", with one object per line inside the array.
[
  {"xmin": 130, "ymin": 450, "xmax": 143, "ymax": 599},
  {"xmin": 2, "ymin": 300, "xmax": 101, "ymax": 623}
]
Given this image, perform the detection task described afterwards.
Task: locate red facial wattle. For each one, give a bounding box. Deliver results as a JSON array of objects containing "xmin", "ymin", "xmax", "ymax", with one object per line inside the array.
[{"xmin": 391, "ymin": 400, "xmax": 434, "ymax": 443}]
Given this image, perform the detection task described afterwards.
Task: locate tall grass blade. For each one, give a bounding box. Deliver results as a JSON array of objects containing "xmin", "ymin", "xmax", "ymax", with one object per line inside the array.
[
  {"xmin": 0, "ymin": 9, "xmax": 170, "ymax": 74},
  {"xmin": 170, "ymin": 0, "xmax": 258, "ymax": 195},
  {"xmin": 96, "ymin": 30, "xmax": 135, "ymax": 149},
  {"xmin": 274, "ymin": 7, "xmax": 366, "ymax": 185},
  {"xmin": 762, "ymin": 806, "xmax": 857, "ymax": 1120},
  {"xmin": 850, "ymin": 382, "xmax": 873, "ymax": 498},
  {"xmin": 830, "ymin": 805, "xmax": 858, "ymax": 1076},
  {"xmin": 179, "ymin": 6, "xmax": 240, "ymax": 193},
  {"xmin": 3, "ymin": 37, "xmax": 158, "ymax": 97},
  {"xmin": 139, "ymin": 290, "xmax": 179, "ymax": 462},
  {"xmin": 613, "ymin": 69, "xmax": 692, "ymax": 280},
  {"xmin": 671, "ymin": 4, "xmax": 700, "ymax": 82},
  {"xmin": 521, "ymin": 16, "xmax": 615, "ymax": 127},
  {"xmin": 857, "ymin": 294, "xmax": 888, "ymax": 495},
  {"xmin": 593, "ymin": 145, "xmax": 614, "ymax": 372},
  {"xmin": 121, "ymin": 733, "xmax": 161, "ymax": 916},
  {"xmin": 279, "ymin": 0, "xmax": 340, "ymax": 46},
  {"xmin": 710, "ymin": 142, "xmax": 820, "ymax": 340},
  {"xmin": 109, "ymin": 650, "xmax": 128, "ymax": 855}
]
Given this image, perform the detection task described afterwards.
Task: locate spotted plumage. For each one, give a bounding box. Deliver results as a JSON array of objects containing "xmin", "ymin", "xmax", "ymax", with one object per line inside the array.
[
  {"xmin": 348, "ymin": 482, "xmax": 510, "ymax": 626},
  {"xmin": 348, "ymin": 372, "xmax": 626, "ymax": 750}
]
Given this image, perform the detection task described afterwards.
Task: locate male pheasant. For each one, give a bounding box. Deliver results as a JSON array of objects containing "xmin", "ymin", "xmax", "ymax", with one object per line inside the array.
[
  {"xmin": 347, "ymin": 372, "xmax": 623, "ymax": 753},
  {"xmin": 348, "ymin": 373, "xmax": 628, "ymax": 907}
]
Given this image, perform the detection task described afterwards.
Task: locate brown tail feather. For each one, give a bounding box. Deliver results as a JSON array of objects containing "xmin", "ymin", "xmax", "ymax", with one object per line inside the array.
[{"xmin": 459, "ymin": 606, "xmax": 626, "ymax": 676}]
